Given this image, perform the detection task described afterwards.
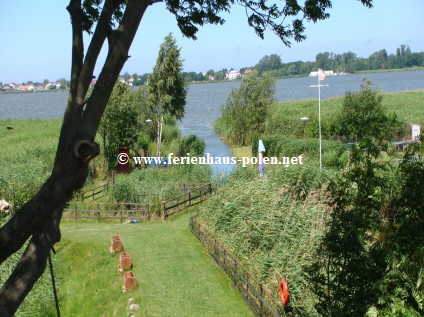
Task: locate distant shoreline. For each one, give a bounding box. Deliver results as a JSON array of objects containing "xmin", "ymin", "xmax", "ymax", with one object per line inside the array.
[
  {"xmin": 185, "ymin": 67, "xmax": 424, "ymax": 85},
  {"xmin": 0, "ymin": 89, "xmax": 68, "ymax": 95}
]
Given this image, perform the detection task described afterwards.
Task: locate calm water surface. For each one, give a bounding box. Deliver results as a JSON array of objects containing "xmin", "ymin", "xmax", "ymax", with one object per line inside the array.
[{"xmin": 1, "ymin": 70, "xmax": 424, "ymax": 173}]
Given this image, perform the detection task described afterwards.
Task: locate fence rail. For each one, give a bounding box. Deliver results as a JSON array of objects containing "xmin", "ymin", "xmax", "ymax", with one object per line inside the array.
[
  {"xmin": 76, "ymin": 183, "xmax": 109, "ymax": 202},
  {"xmin": 163, "ymin": 183, "xmax": 212, "ymax": 219},
  {"xmin": 190, "ymin": 216, "xmax": 284, "ymax": 317},
  {"xmin": 63, "ymin": 201, "xmax": 159, "ymax": 221},
  {"xmin": 63, "ymin": 183, "xmax": 212, "ymax": 221}
]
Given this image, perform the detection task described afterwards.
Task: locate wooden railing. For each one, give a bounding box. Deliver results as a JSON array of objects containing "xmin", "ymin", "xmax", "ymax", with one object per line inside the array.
[
  {"xmin": 190, "ymin": 216, "xmax": 284, "ymax": 317},
  {"xmin": 163, "ymin": 183, "xmax": 212, "ymax": 219},
  {"xmin": 63, "ymin": 183, "xmax": 212, "ymax": 221},
  {"xmin": 63, "ymin": 201, "xmax": 160, "ymax": 221},
  {"xmin": 76, "ymin": 183, "xmax": 109, "ymax": 202}
]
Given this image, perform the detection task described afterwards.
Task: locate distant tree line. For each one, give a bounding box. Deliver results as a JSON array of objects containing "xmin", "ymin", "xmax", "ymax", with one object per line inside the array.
[
  {"xmin": 118, "ymin": 45, "xmax": 424, "ymax": 85},
  {"xmin": 256, "ymin": 45, "xmax": 424, "ymax": 77}
]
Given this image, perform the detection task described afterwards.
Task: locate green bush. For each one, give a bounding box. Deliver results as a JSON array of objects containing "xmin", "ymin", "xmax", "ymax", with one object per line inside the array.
[
  {"xmin": 256, "ymin": 134, "xmax": 348, "ymax": 168},
  {"xmin": 112, "ymin": 164, "xmax": 211, "ymax": 203},
  {"xmin": 178, "ymin": 134, "xmax": 205, "ymax": 157},
  {"xmin": 215, "ymin": 71, "xmax": 275, "ymax": 145}
]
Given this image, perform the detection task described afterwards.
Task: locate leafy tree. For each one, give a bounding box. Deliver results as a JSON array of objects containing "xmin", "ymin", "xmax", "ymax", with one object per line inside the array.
[
  {"xmin": 148, "ymin": 33, "xmax": 186, "ymax": 157},
  {"xmin": 178, "ymin": 134, "xmax": 205, "ymax": 157},
  {"xmin": 42, "ymin": 79, "xmax": 49, "ymax": 85},
  {"xmin": 255, "ymin": 54, "xmax": 282, "ymax": 74},
  {"xmin": 309, "ymin": 137, "xmax": 424, "ymax": 316},
  {"xmin": 122, "ymin": 71, "xmax": 131, "ymax": 81},
  {"xmin": 0, "ymin": 0, "xmax": 375, "ymax": 314},
  {"xmin": 99, "ymin": 82, "xmax": 141, "ymax": 169},
  {"xmin": 333, "ymin": 79, "xmax": 400, "ymax": 145},
  {"xmin": 315, "ymin": 52, "xmax": 332, "ymax": 70},
  {"xmin": 217, "ymin": 71, "xmax": 275, "ymax": 145}
]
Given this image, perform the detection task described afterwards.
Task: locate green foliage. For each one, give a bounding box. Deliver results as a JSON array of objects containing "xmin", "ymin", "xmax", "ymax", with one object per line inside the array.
[
  {"xmin": 0, "ymin": 119, "xmax": 62, "ymax": 210},
  {"xmin": 255, "ymin": 54, "xmax": 282, "ymax": 75},
  {"xmin": 255, "ymin": 134, "xmax": 348, "ymax": 169},
  {"xmin": 309, "ymin": 140, "xmax": 424, "ymax": 316},
  {"xmin": 111, "ymin": 164, "xmax": 211, "ymax": 203},
  {"xmin": 99, "ymin": 82, "xmax": 142, "ymax": 170},
  {"xmin": 215, "ymin": 71, "xmax": 275, "ymax": 145},
  {"xmin": 148, "ymin": 33, "xmax": 187, "ymax": 121},
  {"xmin": 197, "ymin": 165, "xmax": 335, "ymax": 316},
  {"xmin": 252, "ymin": 45, "xmax": 424, "ymax": 76},
  {"xmin": 333, "ymin": 79, "xmax": 400, "ymax": 144},
  {"xmin": 178, "ymin": 134, "xmax": 205, "ymax": 157}
]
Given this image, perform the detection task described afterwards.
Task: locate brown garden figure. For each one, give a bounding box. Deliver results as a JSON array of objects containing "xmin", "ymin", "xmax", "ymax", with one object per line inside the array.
[
  {"xmin": 109, "ymin": 235, "xmax": 123, "ymax": 254},
  {"xmin": 118, "ymin": 252, "xmax": 133, "ymax": 275},
  {"xmin": 123, "ymin": 271, "xmax": 137, "ymax": 292}
]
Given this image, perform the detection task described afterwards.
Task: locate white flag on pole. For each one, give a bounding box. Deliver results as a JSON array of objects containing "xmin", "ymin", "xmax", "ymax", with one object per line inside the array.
[{"xmin": 318, "ymin": 69, "xmax": 326, "ymax": 81}]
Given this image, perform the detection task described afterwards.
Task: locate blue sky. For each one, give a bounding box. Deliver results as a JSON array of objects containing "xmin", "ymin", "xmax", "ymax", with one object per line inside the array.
[{"xmin": 1, "ymin": 0, "xmax": 423, "ymax": 83}]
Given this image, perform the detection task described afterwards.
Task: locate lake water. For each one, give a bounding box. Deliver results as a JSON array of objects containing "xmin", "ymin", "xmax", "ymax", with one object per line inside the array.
[{"xmin": 1, "ymin": 70, "xmax": 424, "ymax": 173}]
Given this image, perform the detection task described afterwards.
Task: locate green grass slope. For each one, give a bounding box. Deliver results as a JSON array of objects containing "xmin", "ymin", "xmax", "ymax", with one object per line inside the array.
[{"xmin": 56, "ymin": 211, "xmax": 253, "ymax": 317}]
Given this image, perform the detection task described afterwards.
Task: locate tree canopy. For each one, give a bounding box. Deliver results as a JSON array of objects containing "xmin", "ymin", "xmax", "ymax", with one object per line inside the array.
[{"xmin": 148, "ymin": 33, "xmax": 186, "ymax": 156}]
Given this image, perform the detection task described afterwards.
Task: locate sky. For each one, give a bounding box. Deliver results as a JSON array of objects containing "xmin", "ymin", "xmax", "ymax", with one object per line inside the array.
[{"xmin": 1, "ymin": 0, "xmax": 423, "ymax": 84}]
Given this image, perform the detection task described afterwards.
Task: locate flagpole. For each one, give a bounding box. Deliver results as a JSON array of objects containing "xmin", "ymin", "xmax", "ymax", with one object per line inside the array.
[
  {"xmin": 318, "ymin": 73, "xmax": 322, "ymax": 173},
  {"xmin": 309, "ymin": 69, "xmax": 328, "ymax": 174}
]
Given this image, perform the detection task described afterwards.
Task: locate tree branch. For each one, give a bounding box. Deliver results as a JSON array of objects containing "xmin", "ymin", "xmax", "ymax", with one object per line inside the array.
[
  {"xmin": 67, "ymin": 0, "xmax": 84, "ymax": 104},
  {"xmin": 76, "ymin": 0, "xmax": 120, "ymax": 105},
  {"xmin": 82, "ymin": 0, "xmax": 151, "ymax": 136},
  {"xmin": 0, "ymin": 209, "xmax": 62, "ymax": 317}
]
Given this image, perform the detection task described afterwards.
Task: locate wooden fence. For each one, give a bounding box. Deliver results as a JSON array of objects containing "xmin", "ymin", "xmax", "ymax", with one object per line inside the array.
[
  {"xmin": 63, "ymin": 201, "xmax": 159, "ymax": 221},
  {"xmin": 76, "ymin": 183, "xmax": 109, "ymax": 202},
  {"xmin": 190, "ymin": 216, "xmax": 284, "ymax": 317},
  {"xmin": 163, "ymin": 183, "xmax": 212, "ymax": 219},
  {"xmin": 63, "ymin": 183, "xmax": 212, "ymax": 221}
]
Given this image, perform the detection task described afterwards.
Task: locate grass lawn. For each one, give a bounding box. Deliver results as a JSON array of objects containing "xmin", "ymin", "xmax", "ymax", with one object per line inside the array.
[{"xmin": 56, "ymin": 211, "xmax": 253, "ymax": 317}]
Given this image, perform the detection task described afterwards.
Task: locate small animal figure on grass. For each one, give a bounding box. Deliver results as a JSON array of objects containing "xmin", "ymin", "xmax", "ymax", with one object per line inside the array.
[
  {"xmin": 109, "ymin": 235, "xmax": 123, "ymax": 254},
  {"xmin": 0, "ymin": 200, "xmax": 11, "ymax": 215},
  {"xmin": 118, "ymin": 252, "xmax": 133, "ymax": 275},
  {"xmin": 122, "ymin": 271, "xmax": 137, "ymax": 292},
  {"xmin": 127, "ymin": 298, "xmax": 140, "ymax": 317}
]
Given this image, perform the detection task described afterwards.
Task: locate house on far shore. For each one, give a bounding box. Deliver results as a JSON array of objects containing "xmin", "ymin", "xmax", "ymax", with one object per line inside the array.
[
  {"xmin": 242, "ymin": 68, "xmax": 253, "ymax": 77},
  {"xmin": 226, "ymin": 69, "xmax": 241, "ymax": 80}
]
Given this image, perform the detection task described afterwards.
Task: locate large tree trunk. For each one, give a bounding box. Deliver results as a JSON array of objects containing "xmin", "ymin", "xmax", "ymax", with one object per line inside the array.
[{"xmin": 0, "ymin": 0, "xmax": 150, "ymax": 315}]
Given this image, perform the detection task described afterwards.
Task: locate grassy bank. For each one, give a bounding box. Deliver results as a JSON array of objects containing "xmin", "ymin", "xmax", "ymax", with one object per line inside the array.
[
  {"xmin": 353, "ymin": 66, "xmax": 424, "ymax": 74},
  {"xmin": 265, "ymin": 90, "xmax": 424, "ymax": 140},
  {"xmin": 196, "ymin": 165, "xmax": 333, "ymax": 316},
  {"xmin": 0, "ymin": 119, "xmax": 61, "ymax": 209},
  {"xmin": 56, "ymin": 211, "xmax": 252, "ymax": 316}
]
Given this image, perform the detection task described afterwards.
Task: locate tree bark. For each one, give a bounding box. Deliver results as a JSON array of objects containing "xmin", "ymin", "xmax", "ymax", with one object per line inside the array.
[{"xmin": 0, "ymin": 0, "xmax": 150, "ymax": 314}]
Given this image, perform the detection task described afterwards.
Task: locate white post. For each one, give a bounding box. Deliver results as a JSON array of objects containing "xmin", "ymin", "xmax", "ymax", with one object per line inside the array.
[
  {"xmin": 318, "ymin": 74, "xmax": 322, "ymax": 173},
  {"xmin": 309, "ymin": 71, "xmax": 329, "ymax": 173}
]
